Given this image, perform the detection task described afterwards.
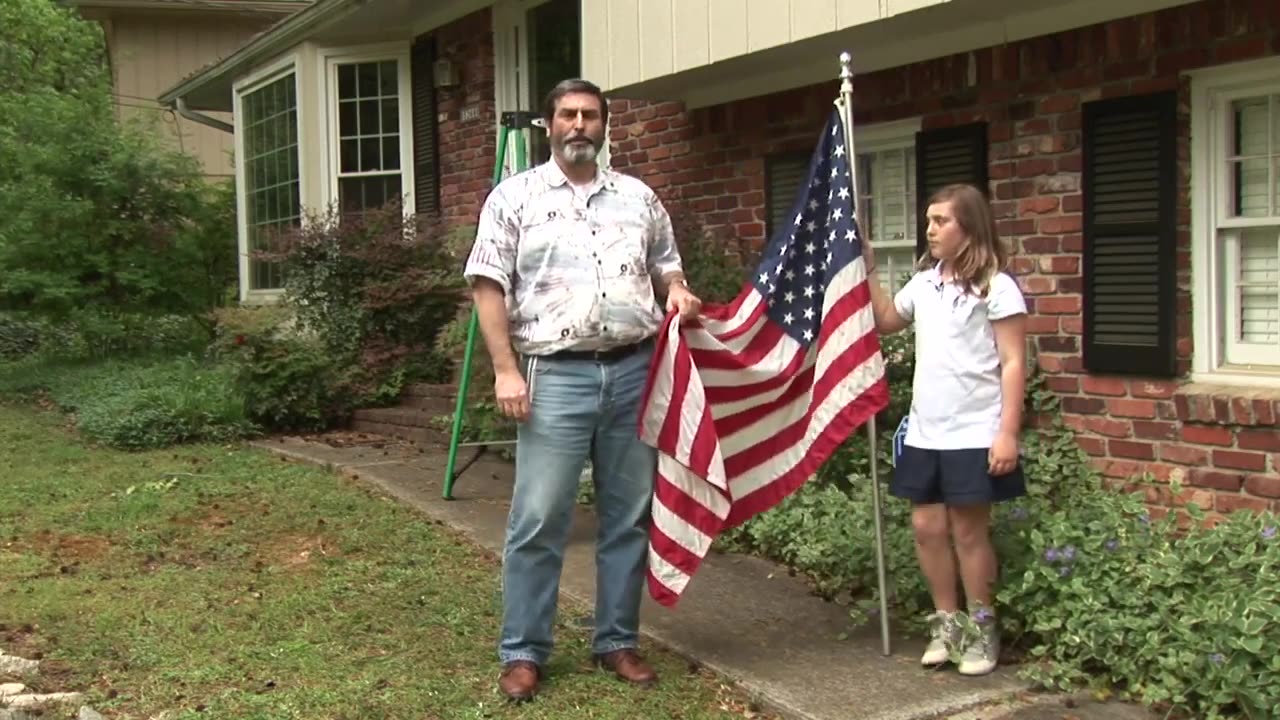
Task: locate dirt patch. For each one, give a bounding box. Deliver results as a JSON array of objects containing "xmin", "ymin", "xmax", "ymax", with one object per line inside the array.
[
  {"xmin": 258, "ymin": 533, "xmax": 334, "ymax": 569},
  {"xmin": 169, "ymin": 504, "xmax": 238, "ymax": 533},
  {"xmin": 23, "ymin": 532, "xmax": 112, "ymax": 562},
  {"xmin": 0, "ymin": 623, "xmax": 45, "ymax": 661}
]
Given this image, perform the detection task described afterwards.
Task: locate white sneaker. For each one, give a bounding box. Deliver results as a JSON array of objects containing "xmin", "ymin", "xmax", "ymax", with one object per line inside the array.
[
  {"xmin": 958, "ymin": 613, "xmax": 1000, "ymax": 676},
  {"xmin": 920, "ymin": 611, "xmax": 959, "ymax": 666}
]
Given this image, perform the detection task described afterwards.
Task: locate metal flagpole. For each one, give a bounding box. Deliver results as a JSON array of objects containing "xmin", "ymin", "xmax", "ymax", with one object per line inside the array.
[{"xmin": 837, "ymin": 51, "xmax": 892, "ymax": 657}]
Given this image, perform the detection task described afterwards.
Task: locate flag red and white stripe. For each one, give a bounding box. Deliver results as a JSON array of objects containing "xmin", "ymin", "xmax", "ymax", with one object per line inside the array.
[{"xmin": 638, "ymin": 108, "xmax": 890, "ymax": 606}]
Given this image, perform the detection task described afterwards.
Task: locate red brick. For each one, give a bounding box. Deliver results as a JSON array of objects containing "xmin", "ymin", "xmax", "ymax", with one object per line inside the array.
[
  {"xmin": 1039, "ymin": 93, "xmax": 1080, "ymax": 114},
  {"xmin": 1083, "ymin": 416, "xmax": 1131, "ymax": 438},
  {"xmin": 1016, "ymin": 158, "xmax": 1057, "ymax": 178},
  {"xmin": 1252, "ymin": 399, "xmax": 1276, "ymax": 425},
  {"xmin": 1019, "ymin": 196, "xmax": 1060, "ymax": 214},
  {"xmin": 1132, "ymin": 381, "xmax": 1178, "ymax": 399},
  {"xmin": 1040, "ymin": 216, "xmax": 1083, "ymax": 234},
  {"xmin": 1218, "ymin": 494, "xmax": 1271, "ymax": 513},
  {"xmin": 1132, "ymin": 420, "xmax": 1177, "ymax": 441},
  {"xmin": 1037, "ymin": 296, "xmax": 1081, "ymax": 314},
  {"xmin": 1109, "ymin": 440, "xmax": 1156, "ymax": 460},
  {"xmin": 1212, "ymin": 35, "xmax": 1268, "ymax": 65},
  {"xmin": 1076, "ymin": 435, "xmax": 1107, "ymax": 456},
  {"xmin": 1045, "ymin": 376, "xmax": 1079, "ymax": 393},
  {"xmin": 1188, "ymin": 469, "xmax": 1243, "ymax": 492},
  {"xmin": 1062, "ymin": 396, "xmax": 1106, "ymax": 415},
  {"xmin": 1181, "ymin": 425, "xmax": 1233, "ymax": 446},
  {"xmin": 1161, "ymin": 443, "xmax": 1209, "ymax": 466},
  {"xmin": 1214, "ymin": 449, "xmax": 1267, "ymax": 472},
  {"xmin": 1108, "ymin": 398, "xmax": 1158, "ymax": 419},
  {"xmin": 1245, "ymin": 475, "xmax": 1280, "ymax": 499},
  {"xmin": 1082, "ymin": 376, "xmax": 1127, "ymax": 396},
  {"xmin": 1039, "ymin": 256, "xmax": 1079, "ymax": 274},
  {"xmin": 1062, "ymin": 317, "xmax": 1083, "ymax": 335},
  {"xmin": 1171, "ymin": 487, "xmax": 1217, "ymax": 510},
  {"xmin": 1022, "ymin": 236, "xmax": 1060, "ymax": 254},
  {"xmin": 1102, "ymin": 459, "xmax": 1146, "ymax": 479},
  {"xmin": 1021, "ymin": 276, "xmax": 1056, "ymax": 295},
  {"xmin": 1238, "ymin": 429, "xmax": 1280, "ymax": 452}
]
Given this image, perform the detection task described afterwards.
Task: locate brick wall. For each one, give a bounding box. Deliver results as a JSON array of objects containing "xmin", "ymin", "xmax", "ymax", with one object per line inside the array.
[
  {"xmin": 432, "ymin": 8, "xmax": 497, "ymax": 228},
  {"xmin": 607, "ymin": 0, "xmax": 1280, "ymax": 519}
]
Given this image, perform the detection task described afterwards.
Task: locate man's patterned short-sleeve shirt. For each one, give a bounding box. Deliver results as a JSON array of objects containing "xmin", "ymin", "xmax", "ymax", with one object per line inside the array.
[{"xmin": 463, "ymin": 161, "xmax": 683, "ymax": 356}]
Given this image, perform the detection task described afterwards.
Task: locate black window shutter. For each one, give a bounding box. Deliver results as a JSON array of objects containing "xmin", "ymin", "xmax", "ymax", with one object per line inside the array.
[
  {"xmin": 914, "ymin": 122, "xmax": 988, "ymax": 257},
  {"xmin": 764, "ymin": 151, "xmax": 810, "ymax": 242},
  {"xmin": 1082, "ymin": 91, "xmax": 1177, "ymax": 377},
  {"xmin": 410, "ymin": 34, "xmax": 440, "ymax": 216}
]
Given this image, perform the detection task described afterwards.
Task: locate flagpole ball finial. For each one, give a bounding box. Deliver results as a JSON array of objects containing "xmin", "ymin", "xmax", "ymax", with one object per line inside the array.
[{"xmin": 839, "ymin": 52, "xmax": 853, "ymax": 77}]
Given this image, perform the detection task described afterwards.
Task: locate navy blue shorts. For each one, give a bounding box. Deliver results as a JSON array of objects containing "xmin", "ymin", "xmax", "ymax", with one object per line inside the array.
[{"xmin": 889, "ymin": 445, "xmax": 1026, "ymax": 506}]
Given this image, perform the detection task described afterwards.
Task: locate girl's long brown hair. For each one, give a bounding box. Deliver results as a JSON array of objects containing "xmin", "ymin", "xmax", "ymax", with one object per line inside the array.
[{"xmin": 917, "ymin": 183, "xmax": 1010, "ymax": 297}]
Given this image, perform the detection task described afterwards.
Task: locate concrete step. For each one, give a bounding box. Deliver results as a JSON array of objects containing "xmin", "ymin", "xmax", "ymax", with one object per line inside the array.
[
  {"xmin": 349, "ymin": 420, "xmax": 439, "ymax": 446},
  {"xmin": 351, "ymin": 407, "xmax": 446, "ymax": 429}
]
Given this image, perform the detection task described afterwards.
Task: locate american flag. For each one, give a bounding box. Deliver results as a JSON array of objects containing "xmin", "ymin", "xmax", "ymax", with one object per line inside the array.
[{"xmin": 638, "ymin": 107, "xmax": 890, "ymax": 606}]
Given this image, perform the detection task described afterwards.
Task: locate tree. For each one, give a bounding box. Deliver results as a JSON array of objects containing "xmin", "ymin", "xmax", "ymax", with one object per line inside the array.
[{"xmin": 0, "ymin": 0, "xmax": 236, "ymax": 323}]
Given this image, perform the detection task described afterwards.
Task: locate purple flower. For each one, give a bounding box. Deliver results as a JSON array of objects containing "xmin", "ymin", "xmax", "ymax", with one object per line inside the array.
[
  {"xmin": 1044, "ymin": 548, "xmax": 1059, "ymax": 562},
  {"xmin": 1104, "ymin": 539, "xmax": 1120, "ymax": 552},
  {"xmin": 1262, "ymin": 526, "xmax": 1277, "ymax": 540},
  {"xmin": 972, "ymin": 607, "xmax": 994, "ymax": 623},
  {"xmin": 1062, "ymin": 545, "xmax": 1077, "ymax": 561},
  {"xmin": 1209, "ymin": 653, "xmax": 1225, "ymax": 665}
]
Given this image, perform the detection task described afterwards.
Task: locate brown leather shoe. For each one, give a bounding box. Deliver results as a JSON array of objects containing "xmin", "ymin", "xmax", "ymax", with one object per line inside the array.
[
  {"xmin": 498, "ymin": 660, "xmax": 540, "ymax": 702},
  {"xmin": 594, "ymin": 649, "xmax": 658, "ymax": 687}
]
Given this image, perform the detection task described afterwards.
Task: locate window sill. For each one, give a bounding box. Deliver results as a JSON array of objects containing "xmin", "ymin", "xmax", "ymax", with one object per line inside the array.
[
  {"xmin": 242, "ymin": 290, "xmax": 285, "ymax": 306},
  {"xmin": 1175, "ymin": 380, "xmax": 1280, "ymax": 426}
]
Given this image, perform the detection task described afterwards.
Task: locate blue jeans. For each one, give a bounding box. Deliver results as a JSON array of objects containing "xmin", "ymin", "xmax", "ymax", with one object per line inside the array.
[{"xmin": 498, "ymin": 346, "xmax": 657, "ymax": 666}]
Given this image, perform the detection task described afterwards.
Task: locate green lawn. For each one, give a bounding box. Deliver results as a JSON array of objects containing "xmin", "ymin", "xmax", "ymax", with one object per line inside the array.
[{"xmin": 0, "ymin": 404, "xmax": 772, "ymax": 719}]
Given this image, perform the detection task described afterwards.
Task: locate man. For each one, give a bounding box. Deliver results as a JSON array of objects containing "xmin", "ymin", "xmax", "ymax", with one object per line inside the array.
[{"xmin": 462, "ymin": 78, "xmax": 701, "ymax": 702}]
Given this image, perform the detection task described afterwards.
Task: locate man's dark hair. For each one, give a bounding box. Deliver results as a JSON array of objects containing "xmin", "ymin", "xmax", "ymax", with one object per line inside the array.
[{"xmin": 542, "ymin": 78, "xmax": 608, "ymax": 126}]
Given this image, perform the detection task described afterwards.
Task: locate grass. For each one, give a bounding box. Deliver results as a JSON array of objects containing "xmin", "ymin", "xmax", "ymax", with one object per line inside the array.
[{"xmin": 0, "ymin": 404, "xmax": 773, "ymax": 719}]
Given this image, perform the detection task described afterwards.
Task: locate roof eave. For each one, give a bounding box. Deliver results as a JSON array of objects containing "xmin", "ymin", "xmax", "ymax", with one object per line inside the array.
[{"xmin": 156, "ymin": 0, "xmax": 358, "ymax": 109}]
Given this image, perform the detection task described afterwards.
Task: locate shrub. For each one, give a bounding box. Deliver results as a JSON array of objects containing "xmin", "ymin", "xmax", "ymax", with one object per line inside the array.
[
  {"xmin": 719, "ymin": 326, "xmax": 1280, "ymax": 719},
  {"xmin": 261, "ymin": 202, "xmax": 468, "ymax": 416},
  {"xmin": 0, "ymin": 356, "xmax": 255, "ymax": 449},
  {"xmin": 209, "ymin": 305, "xmax": 345, "ymax": 432}
]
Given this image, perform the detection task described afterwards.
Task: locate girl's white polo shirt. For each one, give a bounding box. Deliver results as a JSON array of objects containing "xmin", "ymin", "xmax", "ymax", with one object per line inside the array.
[{"xmin": 892, "ymin": 267, "xmax": 1026, "ymax": 451}]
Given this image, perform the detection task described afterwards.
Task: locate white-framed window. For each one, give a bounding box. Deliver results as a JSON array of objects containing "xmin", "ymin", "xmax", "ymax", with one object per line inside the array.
[
  {"xmin": 234, "ymin": 62, "xmax": 302, "ymax": 296},
  {"xmin": 1192, "ymin": 57, "xmax": 1280, "ymax": 381},
  {"xmin": 323, "ymin": 47, "xmax": 414, "ymax": 215},
  {"xmin": 766, "ymin": 118, "xmax": 921, "ymax": 294}
]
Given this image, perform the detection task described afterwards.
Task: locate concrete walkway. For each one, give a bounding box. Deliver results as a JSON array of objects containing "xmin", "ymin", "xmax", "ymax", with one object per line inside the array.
[{"xmin": 251, "ymin": 432, "xmax": 1152, "ymax": 720}]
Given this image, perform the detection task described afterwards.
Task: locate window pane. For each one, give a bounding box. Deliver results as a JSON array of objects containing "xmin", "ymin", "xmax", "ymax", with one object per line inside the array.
[
  {"xmin": 1234, "ymin": 98, "xmax": 1269, "ymax": 156},
  {"xmin": 379, "ymin": 60, "xmax": 398, "ymax": 96},
  {"xmin": 359, "ymin": 99, "xmax": 379, "ymax": 137},
  {"xmin": 1233, "ymin": 159, "xmax": 1269, "ymax": 217},
  {"xmin": 382, "ymin": 136, "xmax": 400, "ymax": 170},
  {"xmin": 338, "ymin": 64, "xmax": 356, "ymax": 99},
  {"xmin": 339, "ymin": 100, "xmax": 357, "ymax": 137},
  {"xmin": 380, "ymin": 98, "xmax": 398, "ymax": 134},
  {"xmin": 339, "ymin": 174, "xmax": 402, "ymax": 213},
  {"xmin": 357, "ymin": 62, "xmax": 379, "ymax": 97},
  {"xmin": 241, "ymin": 72, "xmax": 299, "ymax": 291},
  {"xmin": 360, "ymin": 137, "xmax": 382, "ymax": 172},
  {"xmin": 856, "ymin": 147, "xmax": 915, "ymax": 247},
  {"xmin": 1238, "ymin": 227, "xmax": 1280, "ymax": 344}
]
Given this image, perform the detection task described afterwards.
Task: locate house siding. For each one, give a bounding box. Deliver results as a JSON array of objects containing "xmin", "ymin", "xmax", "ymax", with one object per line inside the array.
[
  {"xmin": 604, "ymin": 0, "xmax": 1280, "ymax": 521},
  {"xmin": 106, "ymin": 11, "xmax": 275, "ymax": 178}
]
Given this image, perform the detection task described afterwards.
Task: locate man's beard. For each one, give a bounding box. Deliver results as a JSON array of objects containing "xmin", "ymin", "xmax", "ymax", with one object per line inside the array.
[{"xmin": 558, "ymin": 136, "xmax": 599, "ymax": 164}]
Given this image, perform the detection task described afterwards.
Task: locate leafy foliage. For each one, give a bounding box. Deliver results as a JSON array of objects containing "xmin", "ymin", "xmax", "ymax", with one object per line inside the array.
[
  {"xmin": 0, "ymin": 356, "xmax": 255, "ymax": 449},
  {"xmin": 720, "ymin": 329, "xmax": 1280, "ymax": 719},
  {"xmin": 0, "ymin": 0, "xmax": 236, "ymax": 322}
]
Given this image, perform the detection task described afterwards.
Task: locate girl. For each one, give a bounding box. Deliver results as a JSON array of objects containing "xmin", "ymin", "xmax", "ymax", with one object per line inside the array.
[{"xmin": 861, "ymin": 183, "xmax": 1027, "ymax": 676}]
